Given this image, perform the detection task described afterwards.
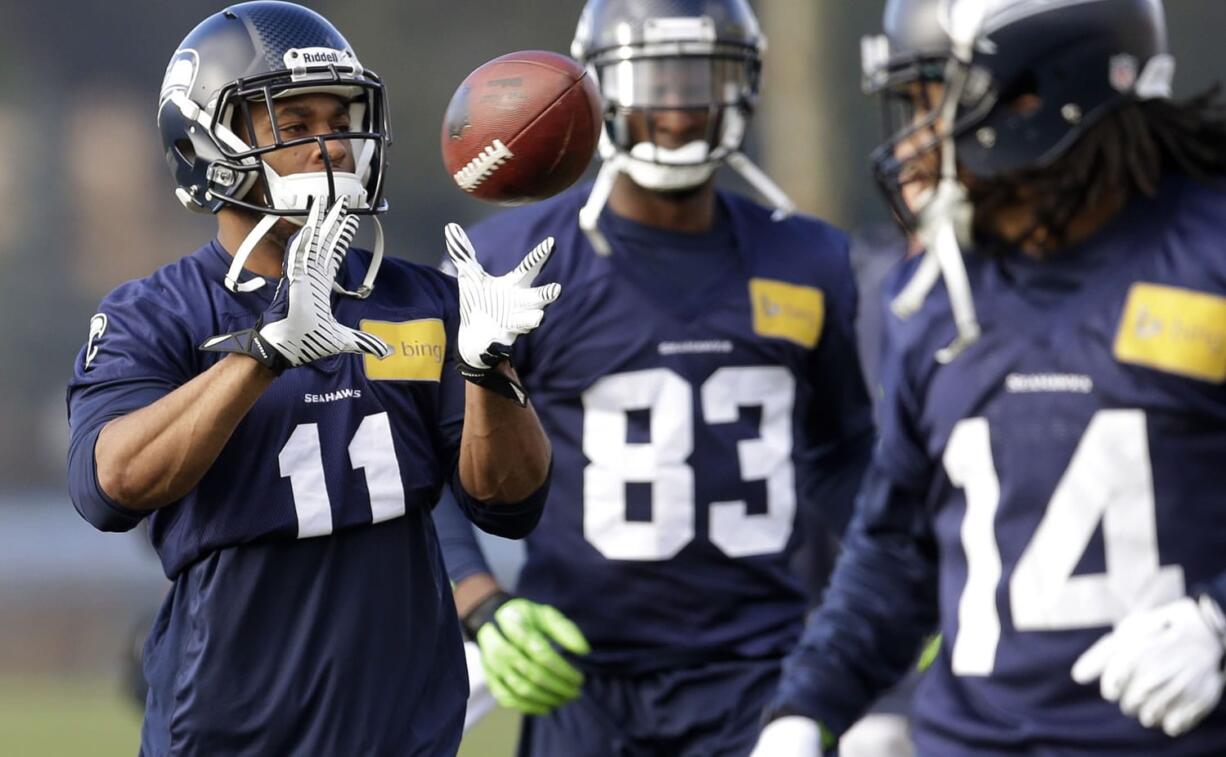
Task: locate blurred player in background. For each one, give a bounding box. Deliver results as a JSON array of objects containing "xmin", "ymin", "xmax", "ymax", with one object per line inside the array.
[
  {"xmin": 65, "ymin": 2, "xmax": 561, "ymax": 753},
  {"xmin": 754, "ymin": 0, "xmax": 1226, "ymax": 754},
  {"xmin": 433, "ymin": 0, "xmax": 875, "ymax": 754}
]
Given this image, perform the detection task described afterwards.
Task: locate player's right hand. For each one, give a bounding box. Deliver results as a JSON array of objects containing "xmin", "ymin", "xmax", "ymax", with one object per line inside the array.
[
  {"xmin": 444, "ymin": 223, "xmax": 561, "ymax": 405},
  {"xmin": 463, "ymin": 591, "xmax": 590, "ymax": 715},
  {"xmin": 750, "ymin": 715, "xmax": 824, "ymax": 757},
  {"xmin": 1072, "ymin": 595, "xmax": 1226, "ymax": 737},
  {"xmin": 200, "ymin": 196, "xmax": 392, "ymax": 372}
]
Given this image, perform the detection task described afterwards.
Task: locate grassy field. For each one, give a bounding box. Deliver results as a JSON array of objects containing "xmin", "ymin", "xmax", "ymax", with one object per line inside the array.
[
  {"xmin": 0, "ymin": 677, "xmax": 141, "ymax": 756},
  {"xmin": 0, "ymin": 676, "xmax": 518, "ymax": 756}
]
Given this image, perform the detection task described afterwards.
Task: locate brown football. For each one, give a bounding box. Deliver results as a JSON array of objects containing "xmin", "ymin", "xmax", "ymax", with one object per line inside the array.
[{"xmin": 441, "ymin": 50, "xmax": 602, "ymax": 204}]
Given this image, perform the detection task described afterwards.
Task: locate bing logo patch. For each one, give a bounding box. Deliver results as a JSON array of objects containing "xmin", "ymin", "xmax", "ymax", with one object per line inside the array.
[
  {"xmin": 360, "ymin": 319, "xmax": 446, "ymax": 381},
  {"xmin": 749, "ymin": 278, "xmax": 825, "ymax": 349},
  {"xmin": 1114, "ymin": 283, "xmax": 1226, "ymax": 383}
]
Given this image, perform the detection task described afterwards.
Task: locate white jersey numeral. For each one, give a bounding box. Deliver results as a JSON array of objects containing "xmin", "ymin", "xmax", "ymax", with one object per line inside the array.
[
  {"xmin": 581, "ymin": 366, "xmax": 797, "ymax": 561},
  {"xmin": 946, "ymin": 409, "xmax": 1185, "ymax": 677},
  {"xmin": 279, "ymin": 423, "xmax": 334, "ymax": 539},
  {"xmin": 278, "ymin": 412, "xmax": 406, "ymax": 538},
  {"xmin": 582, "ymin": 369, "xmax": 695, "ymax": 560},
  {"xmin": 702, "ymin": 366, "xmax": 797, "ymax": 558},
  {"xmin": 349, "ymin": 411, "xmax": 407, "ymax": 525},
  {"xmin": 944, "ymin": 418, "xmax": 1003, "ymax": 677}
]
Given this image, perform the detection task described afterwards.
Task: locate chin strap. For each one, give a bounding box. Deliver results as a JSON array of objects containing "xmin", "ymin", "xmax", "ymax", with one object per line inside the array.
[
  {"xmin": 888, "ymin": 185, "xmax": 982, "ymax": 365},
  {"xmin": 888, "ymin": 54, "xmax": 982, "ymax": 364},
  {"xmin": 225, "ymin": 214, "xmax": 281, "ymax": 293},
  {"xmin": 725, "ymin": 151, "xmax": 796, "ymax": 222},
  {"xmin": 578, "ymin": 152, "xmax": 626, "ymax": 257},
  {"xmin": 224, "ymin": 210, "xmax": 384, "ymax": 299},
  {"xmin": 578, "ymin": 149, "xmax": 797, "ymax": 257},
  {"xmin": 332, "ymin": 215, "xmax": 383, "ymax": 299},
  {"xmin": 923, "ymin": 180, "xmax": 980, "ymax": 364}
]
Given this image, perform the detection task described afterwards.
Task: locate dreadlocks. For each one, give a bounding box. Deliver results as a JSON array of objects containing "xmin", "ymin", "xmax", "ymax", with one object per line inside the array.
[{"xmin": 969, "ymin": 86, "xmax": 1226, "ymax": 256}]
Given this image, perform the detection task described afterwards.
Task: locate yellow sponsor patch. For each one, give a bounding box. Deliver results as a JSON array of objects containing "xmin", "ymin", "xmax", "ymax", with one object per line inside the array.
[
  {"xmin": 1114, "ymin": 283, "xmax": 1226, "ymax": 383},
  {"xmin": 360, "ymin": 319, "xmax": 447, "ymax": 381},
  {"xmin": 749, "ymin": 278, "xmax": 825, "ymax": 349}
]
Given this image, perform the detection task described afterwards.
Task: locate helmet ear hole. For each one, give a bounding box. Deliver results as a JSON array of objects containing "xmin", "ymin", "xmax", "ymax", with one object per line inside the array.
[
  {"xmin": 174, "ymin": 139, "xmax": 196, "ymax": 164},
  {"xmin": 999, "ymin": 72, "xmax": 1039, "ymax": 110},
  {"xmin": 1007, "ymin": 93, "xmax": 1043, "ymax": 119}
]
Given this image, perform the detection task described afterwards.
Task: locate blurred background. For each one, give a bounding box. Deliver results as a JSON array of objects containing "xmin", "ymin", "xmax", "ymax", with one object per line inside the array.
[{"xmin": 1, "ymin": 0, "xmax": 1223, "ymax": 754}]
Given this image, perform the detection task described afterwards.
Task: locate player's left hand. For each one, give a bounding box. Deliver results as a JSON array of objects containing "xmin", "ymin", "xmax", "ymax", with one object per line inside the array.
[
  {"xmin": 444, "ymin": 223, "xmax": 561, "ymax": 406},
  {"xmin": 1072, "ymin": 595, "xmax": 1226, "ymax": 737},
  {"xmin": 464, "ymin": 593, "xmax": 590, "ymax": 716}
]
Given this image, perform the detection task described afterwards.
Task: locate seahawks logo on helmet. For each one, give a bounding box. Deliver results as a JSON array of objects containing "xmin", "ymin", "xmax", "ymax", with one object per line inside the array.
[{"xmin": 159, "ymin": 49, "xmax": 199, "ymax": 108}]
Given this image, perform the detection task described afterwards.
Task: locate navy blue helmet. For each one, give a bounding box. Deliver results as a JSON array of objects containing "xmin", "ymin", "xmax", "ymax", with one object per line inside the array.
[
  {"xmin": 157, "ymin": 1, "xmax": 390, "ymax": 219},
  {"xmin": 863, "ymin": 0, "xmax": 1171, "ymax": 228}
]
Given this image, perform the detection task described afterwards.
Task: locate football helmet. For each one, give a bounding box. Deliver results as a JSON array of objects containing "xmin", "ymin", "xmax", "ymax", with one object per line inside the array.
[
  {"xmin": 157, "ymin": 1, "xmax": 391, "ymax": 295},
  {"xmin": 571, "ymin": 0, "xmax": 795, "ymax": 253},
  {"xmin": 864, "ymin": 0, "xmax": 1172, "ymax": 361},
  {"xmin": 864, "ymin": 0, "xmax": 1171, "ymax": 230}
]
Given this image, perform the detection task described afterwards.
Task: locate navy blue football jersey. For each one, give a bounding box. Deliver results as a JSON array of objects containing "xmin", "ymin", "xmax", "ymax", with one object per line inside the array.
[
  {"xmin": 772, "ymin": 174, "xmax": 1226, "ymax": 755},
  {"xmin": 439, "ymin": 185, "xmax": 874, "ymax": 672},
  {"xmin": 66, "ymin": 241, "xmax": 542, "ymax": 754}
]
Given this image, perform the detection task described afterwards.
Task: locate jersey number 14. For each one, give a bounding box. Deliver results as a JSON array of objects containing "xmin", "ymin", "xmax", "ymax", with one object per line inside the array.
[{"xmin": 946, "ymin": 409, "xmax": 1185, "ymax": 676}]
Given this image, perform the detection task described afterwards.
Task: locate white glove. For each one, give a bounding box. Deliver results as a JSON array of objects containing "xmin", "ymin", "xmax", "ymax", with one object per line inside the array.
[
  {"xmin": 1072, "ymin": 595, "xmax": 1226, "ymax": 737},
  {"xmin": 750, "ymin": 716, "xmax": 824, "ymax": 757},
  {"xmin": 201, "ymin": 197, "xmax": 392, "ymax": 371},
  {"xmin": 443, "ymin": 222, "xmax": 561, "ymax": 405}
]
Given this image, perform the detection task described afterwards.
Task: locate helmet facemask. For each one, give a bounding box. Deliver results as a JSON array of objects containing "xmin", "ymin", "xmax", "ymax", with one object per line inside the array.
[
  {"xmin": 862, "ymin": 8, "xmax": 989, "ymax": 363},
  {"xmin": 862, "ymin": 32, "xmax": 1000, "ymax": 235},
  {"xmin": 207, "ymin": 58, "xmax": 390, "ymax": 221}
]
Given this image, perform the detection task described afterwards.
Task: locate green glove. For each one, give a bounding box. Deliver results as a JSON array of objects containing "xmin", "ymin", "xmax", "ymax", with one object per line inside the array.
[{"xmin": 463, "ymin": 592, "xmax": 591, "ymax": 715}]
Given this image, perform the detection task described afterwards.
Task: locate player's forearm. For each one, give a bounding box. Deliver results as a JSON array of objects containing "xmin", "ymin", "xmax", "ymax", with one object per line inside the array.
[
  {"xmin": 768, "ymin": 466, "xmax": 940, "ymax": 734},
  {"xmin": 771, "ymin": 534, "xmax": 935, "ymax": 731},
  {"xmin": 95, "ymin": 355, "xmax": 276, "ymax": 510},
  {"xmin": 458, "ymin": 364, "xmax": 551, "ymax": 504}
]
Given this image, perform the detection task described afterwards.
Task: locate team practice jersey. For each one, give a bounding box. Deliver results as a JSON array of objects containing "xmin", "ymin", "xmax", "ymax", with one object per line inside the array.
[
  {"xmin": 772, "ymin": 174, "xmax": 1226, "ymax": 755},
  {"xmin": 436, "ymin": 185, "xmax": 874, "ymax": 672},
  {"xmin": 66, "ymin": 241, "xmax": 543, "ymax": 754}
]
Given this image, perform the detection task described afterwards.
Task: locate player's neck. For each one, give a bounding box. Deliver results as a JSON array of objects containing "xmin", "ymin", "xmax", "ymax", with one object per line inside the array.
[
  {"xmin": 607, "ymin": 174, "xmax": 717, "ymax": 233},
  {"xmin": 216, "ymin": 208, "xmax": 288, "ymax": 279}
]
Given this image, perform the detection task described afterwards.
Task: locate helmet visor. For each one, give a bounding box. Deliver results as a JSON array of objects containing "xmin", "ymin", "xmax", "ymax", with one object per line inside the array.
[{"xmin": 597, "ymin": 56, "xmax": 754, "ymax": 110}]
